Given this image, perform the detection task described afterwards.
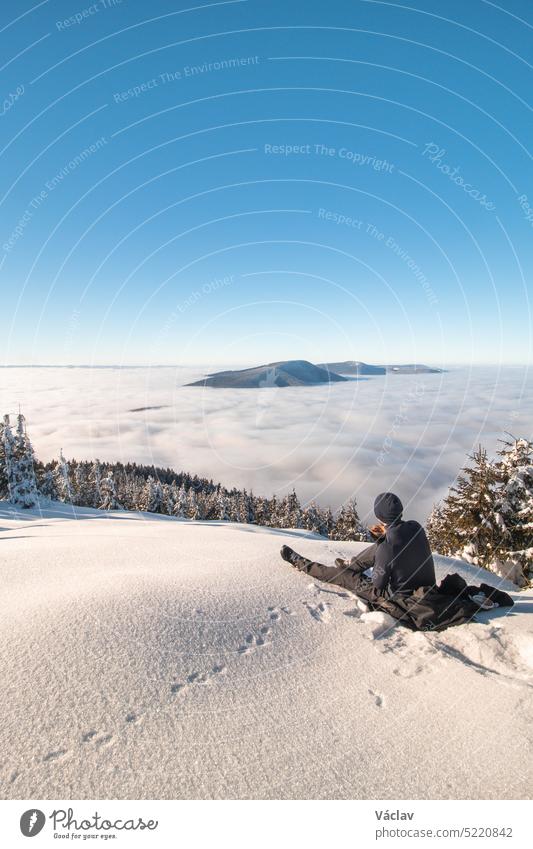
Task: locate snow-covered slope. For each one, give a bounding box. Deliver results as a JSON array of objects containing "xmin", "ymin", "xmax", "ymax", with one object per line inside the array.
[{"xmin": 0, "ymin": 502, "xmax": 531, "ymax": 800}]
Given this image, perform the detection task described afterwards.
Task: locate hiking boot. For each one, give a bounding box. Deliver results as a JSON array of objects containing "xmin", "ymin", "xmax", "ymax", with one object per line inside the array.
[
  {"xmin": 280, "ymin": 545, "xmax": 299, "ymax": 565},
  {"xmin": 479, "ymin": 583, "xmax": 514, "ymax": 607}
]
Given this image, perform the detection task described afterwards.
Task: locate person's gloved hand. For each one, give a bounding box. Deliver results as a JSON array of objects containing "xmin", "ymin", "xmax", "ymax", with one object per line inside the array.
[{"xmin": 369, "ymin": 523, "xmax": 386, "ymax": 539}]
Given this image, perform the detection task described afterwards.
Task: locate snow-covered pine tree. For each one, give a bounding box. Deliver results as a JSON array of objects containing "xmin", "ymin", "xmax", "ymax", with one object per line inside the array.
[
  {"xmin": 119, "ymin": 472, "xmax": 136, "ymax": 511},
  {"xmin": 253, "ymin": 495, "xmax": 268, "ymax": 527},
  {"xmin": 73, "ymin": 462, "xmax": 92, "ymax": 506},
  {"xmin": 426, "ymin": 502, "xmax": 447, "ymax": 551},
  {"xmin": 88, "ymin": 460, "xmax": 102, "ymax": 508},
  {"xmin": 202, "ymin": 490, "xmax": 217, "ymax": 520},
  {"xmin": 214, "ymin": 491, "xmax": 230, "ymax": 521},
  {"xmin": 99, "ymin": 470, "xmax": 121, "ymax": 510},
  {"xmin": 0, "ymin": 416, "xmax": 9, "ymax": 498},
  {"xmin": 141, "ymin": 476, "xmax": 164, "ymax": 513},
  {"xmin": 195, "ymin": 491, "xmax": 208, "ymax": 520},
  {"xmin": 332, "ymin": 498, "xmax": 366, "ymax": 541},
  {"xmin": 164, "ymin": 483, "xmax": 177, "ymax": 516},
  {"xmin": 272, "ymin": 493, "xmax": 291, "ymax": 528},
  {"xmin": 238, "ymin": 490, "xmax": 255, "ymax": 524},
  {"xmin": 267, "ymin": 494, "xmax": 281, "ymax": 528},
  {"xmin": 234, "ymin": 491, "xmax": 252, "ymax": 524},
  {"xmin": 430, "ymin": 446, "xmax": 499, "ymax": 568},
  {"xmin": 247, "ymin": 491, "xmax": 256, "ymax": 525},
  {"xmin": 186, "ymin": 488, "xmax": 200, "ymax": 520},
  {"xmin": 324, "ymin": 506, "xmax": 335, "ymax": 538},
  {"xmin": 173, "ymin": 485, "xmax": 188, "ymax": 519},
  {"xmin": 55, "ymin": 450, "xmax": 73, "ymax": 503},
  {"xmin": 277, "ymin": 489, "xmax": 305, "ymax": 528},
  {"xmin": 7, "ymin": 414, "xmax": 39, "ymax": 508},
  {"xmin": 227, "ymin": 492, "xmax": 239, "ymax": 522},
  {"xmin": 1, "ymin": 415, "xmax": 15, "ymax": 501},
  {"xmin": 301, "ymin": 501, "xmax": 327, "ymax": 536},
  {"xmin": 493, "ymin": 436, "xmax": 533, "ymax": 583},
  {"xmin": 39, "ymin": 467, "xmax": 58, "ymax": 501}
]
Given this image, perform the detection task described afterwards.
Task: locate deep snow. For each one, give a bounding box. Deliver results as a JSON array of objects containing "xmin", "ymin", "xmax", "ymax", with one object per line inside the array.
[{"xmin": 0, "ymin": 501, "xmax": 532, "ymax": 800}]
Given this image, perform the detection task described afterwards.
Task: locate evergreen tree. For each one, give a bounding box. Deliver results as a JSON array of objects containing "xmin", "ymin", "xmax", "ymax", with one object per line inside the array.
[
  {"xmin": 140, "ymin": 475, "xmax": 164, "ymax": 513},
  {"xmin": 186, "ymin": 488, "xmax": 200, "ymax": 520},
  {"xmin": 236, "ymin": 490, "xmax": 254, "ymax": 524},
  {"xmin": 89, "ymin": 460, "xmax": 102, "ymax": 508},
  {"xmin": 277, "ymin": 490, "xmax": 302, "ymax": 529},
  {"xmin": 0, "ymin": 416, "xmax": 10, "ymax": 498},
  {"xmin": 99, "ymin": 470, "xmax": 121, "ymax": 510},
  {"xmin": 268, "ymin": 494, "xmax": 281, "ymax": 528},
  {"xmin": 173, "ymin": 485, "xmax": 188, "ymax": 518},
  {"xmin": 214, "ymin": 491, "xmax": 230, "ymax": 521},
  {"xmin": 332, "ymin": 498, "xmax": 365, "ymax": 541},
  {"xmin": 430, "ymin": 446, "xmax": 499, "ymax": 567},
  {"xmin": 426, "ymin": 502, "xmax": 447, "ymax": 551},
  {"xmin": 5, "ymin": 414, "xmax": 39, "ymax": 508},
  {"xmin": 1, "ymin": 415, "xmax": 15, "ymax": 500},
  {"xmin": 164, "ymin": 483, "xmax": 177, "ymax": 516},
  {"xmin": 119, "ymin": 472, "xmax": 136, "ymax": 511},
  {"xmin": 73, "ymin": 462, "xmax": 92, "ymax": 506},
  {"xmin": 302, "ymin": 501, "xmax": 326, "ymax": 535},
  {"xmin": 39, "ymin": 467, "xmax": 58, "ymax": 501},
  {"xmin": 493, "ymin": 437, "xmax": 533, "ymax": 581},
  {"xmin": 253, "ymin": 495, "xmax": 268, "ymax": 527},
  {"xmin": 195, "ymin": 491, "xmax": 207, "ymax": 520},
  {"xmin": 55, "ymin": 450, "xmax": 73, "ymax": 503}
]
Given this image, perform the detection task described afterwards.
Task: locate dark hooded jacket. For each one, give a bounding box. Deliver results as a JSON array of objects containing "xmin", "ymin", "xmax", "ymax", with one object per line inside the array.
[{"xmin": 372, "ymin": 518, "xmax": 436, "ymax": 595}]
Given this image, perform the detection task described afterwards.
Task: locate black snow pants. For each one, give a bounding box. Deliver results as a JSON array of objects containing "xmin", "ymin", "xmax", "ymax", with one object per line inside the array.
[{"xmin": 289, "ymin": 543, "xmax": 389, "ymax": 604}]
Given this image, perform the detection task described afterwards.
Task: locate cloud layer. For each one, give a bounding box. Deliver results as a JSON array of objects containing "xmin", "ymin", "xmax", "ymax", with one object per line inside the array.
[{"xmin": 1, "ymin": 365, "xmax": 531, "ymax": 522}]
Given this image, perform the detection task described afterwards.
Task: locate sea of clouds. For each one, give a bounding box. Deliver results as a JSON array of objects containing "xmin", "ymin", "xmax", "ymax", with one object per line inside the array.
[{"xmin": 1, "ymin": 365, "xmax": 531, "ymax": 522}]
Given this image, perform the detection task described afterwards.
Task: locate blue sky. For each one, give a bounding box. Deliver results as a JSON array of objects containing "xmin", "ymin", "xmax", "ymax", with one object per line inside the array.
[{"xmin": 1, "ymin": 0, "xmax": 532, "ymax": 366}]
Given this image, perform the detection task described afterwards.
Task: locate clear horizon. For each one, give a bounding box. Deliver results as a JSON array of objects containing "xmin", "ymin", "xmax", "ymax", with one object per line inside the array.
[{"xmin": 1, "ymin": 360, "xmax": 531, "ymax": 368}]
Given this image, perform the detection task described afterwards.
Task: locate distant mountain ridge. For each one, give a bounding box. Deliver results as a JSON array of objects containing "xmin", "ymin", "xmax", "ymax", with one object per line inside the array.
[
  {"xmin": 318, "ymin": 360, "xmax": 386, "ymax": 375},
  {"xmin": 187, "ymin": 359, "xmax": 444, "ymax": 388},
  {"xmin": 320, "ymin": 361, "xmax": 444, "ymax": 375},
  {"xmin": 385, "ymin": 363, "xmax": 444, "ymax": 374},
  {"xmin": 187, "ymin": 360, "xmax": 348, "ymax": 388}
]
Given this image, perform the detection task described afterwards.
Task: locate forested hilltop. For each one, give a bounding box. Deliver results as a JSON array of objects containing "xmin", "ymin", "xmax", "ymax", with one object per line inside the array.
[
  {"xmin": 1, "ymin": 413, "xmax": 531, "ymax": 584},
  {"xmin": 0, "ymin": 413, "xmax": 366, "ymax": 541}
]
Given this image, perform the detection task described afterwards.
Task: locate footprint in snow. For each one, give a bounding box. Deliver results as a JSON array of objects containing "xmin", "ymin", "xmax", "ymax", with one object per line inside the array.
[
  {"xmin": 239, "ymin": 632, "xmax": 269, "ymax": 653},
  {"xmin": 81, "ymin": 731, "xmax": 114, "ymax": 748},
  {"xmin": 171, "ymin": 661, "xmax": 227, "ymax": 695},
  {"xmin": 237, "ymin": 610, "xmax": 285, "ymax": 654},
  {"xmin": 368, "ymin": 689, "xmax": 385, "ymax": 708},
  {"xmin": 303, "ymin": 600, "xmax": 331, "ymax": 623},
  {"xmin": 187, "ymin": 671, "xmax": 209, "ymax": 684},
  {"xmin": 43, "ymin": 748, "xmax": 69, "ymax": 763}
]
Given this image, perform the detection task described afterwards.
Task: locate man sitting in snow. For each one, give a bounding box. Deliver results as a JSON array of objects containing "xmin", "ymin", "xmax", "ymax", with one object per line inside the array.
[{"xmin": 280, "ymin": 492, "xmax": 436, "ymax": 603}]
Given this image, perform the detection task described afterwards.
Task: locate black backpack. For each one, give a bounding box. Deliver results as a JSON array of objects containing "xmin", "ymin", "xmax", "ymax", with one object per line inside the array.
[{"xmin": 369, "ymin": 573, "xmax": 513, "ymax": 632}]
